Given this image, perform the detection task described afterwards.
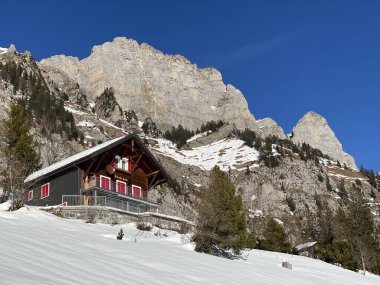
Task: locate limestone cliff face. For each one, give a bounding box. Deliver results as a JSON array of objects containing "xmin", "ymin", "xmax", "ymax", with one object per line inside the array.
[
  {"xmin": 291, "ymin": 111, "xmax": 357, "ymax": 169},
  {"xmin": 256, "ymin": 118, "xmax": 286, "ymax": 139},
  {"xmin": 38, "ymin": 38, "xmax": 359, "ymax": 168},
  {"xmin": 40, "ymin": 37, "xmax": 256, "ymax": 131}
]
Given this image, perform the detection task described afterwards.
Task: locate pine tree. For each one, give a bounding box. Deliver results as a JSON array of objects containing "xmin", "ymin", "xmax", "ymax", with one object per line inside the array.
[
  {"xmin": 333, "ymin": 187, "xmax": 379, "ymax": 275},
  {"xmin": 259, "ymin": 217, "xmax": 292, "ymax": 253},
  {"xmin": 0, "ymin": 100, "xmax": 41, "ymax": 209},
  {"xmin": 194, "ymin": 166, "xmax": 247, "ymax": 256}
]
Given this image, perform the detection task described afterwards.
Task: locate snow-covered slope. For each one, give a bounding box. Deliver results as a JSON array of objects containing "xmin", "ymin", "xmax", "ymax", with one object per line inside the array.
[
  {"xmin": 1, "ymin": 206, "xmax": 379, "ymax": 285},
  {"xmin": 0, "ymin": 47, "xmax": 8, "ymax": 54},
  {"xmin": 153, "ymin": 138, "xmax": 260, "ymax": 171}
]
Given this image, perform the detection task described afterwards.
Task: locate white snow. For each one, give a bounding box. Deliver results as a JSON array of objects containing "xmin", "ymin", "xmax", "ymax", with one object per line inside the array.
[
  {"xmin": 0, "ymin": 206, "xmax": 379, "ymax": 285},
  {"xmin": 0, "ymin": 47, "xmax": 8, "ymax": 54},
  {"xmin": 274, "ymin": 218, "xmax": 284, "ymax": 225},
  {"xmin": 99, "ymin": 118, "xmax": 126, "ymax": 132},
  {"xmin": 153, "ymin": 138, "xmax": 260, "ymax": 171},
  {"xmin": 186, "ymin": 130, "xmax": 211, "ymax": 143},
  {"xmin": 0, "ymin": 200, "xmax": 11, "ymax": 211},
  {"xmin": 24, "ymin": 136, "xmax": 125, "ymax": 183},
  {"xmin": 64, "ymin": 106, "xmax": 87, "ymax": 115},
  {"xmin": 249, "ymin": 209, "xmax": 263, "ymax": 218},
  {"xmin": 77, "ymin": 121, "xmax": 96, "ymax": 127}
]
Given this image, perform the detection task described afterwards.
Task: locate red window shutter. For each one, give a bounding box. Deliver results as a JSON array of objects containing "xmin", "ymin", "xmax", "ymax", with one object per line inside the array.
[
  {"xmin": 100, "ymin": 176, "xmax": 111, "ymax": 190},
  {"xmin": 132, "ymin": 185, "xmax": 141, "ymax": 198},
  {"xmin": 128, "ymin": 159, "xmax": 133, "ymax": 172},
  {"xmin": 41, "ymin": 184, "xmax": 49, "ymax": 199},
  {"xmin": 116, "ymin": 180, "xmax": 126, "ymax": 195},
  {"xmin": 28, "ymin": 190, "xmax": 33, "ymax": 201}
]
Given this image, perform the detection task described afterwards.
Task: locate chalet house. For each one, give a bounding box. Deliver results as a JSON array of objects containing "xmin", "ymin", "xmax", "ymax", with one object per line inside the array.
[{"xmin": 24, "ymin": 134, "xmax": 168, "ymax": 212}]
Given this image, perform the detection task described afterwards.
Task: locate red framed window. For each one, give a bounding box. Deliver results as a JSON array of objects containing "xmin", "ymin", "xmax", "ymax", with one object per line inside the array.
[
  {"xmin": 28, "ymin": 190, "xmax": 33, "ymax": 201},
  {"xmin": 132, "ymin": 185, "xmax": 141, "ymax": 198},
  {"xmin": 116, "ymin": 180, "xmax": 127, "ymax": 195},
  {"xmin": 40, "ymin": 183, "xmax": 50, "ymax": 199},
  {"xmin": 99, "ymin": 175, "xmax": 111, "ymax": 190}
]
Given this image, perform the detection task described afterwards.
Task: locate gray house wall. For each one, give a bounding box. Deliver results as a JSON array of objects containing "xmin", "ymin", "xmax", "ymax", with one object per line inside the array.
[{"xmin": 26, "ymin": 167, "xmax": 80, "ymax": 207}]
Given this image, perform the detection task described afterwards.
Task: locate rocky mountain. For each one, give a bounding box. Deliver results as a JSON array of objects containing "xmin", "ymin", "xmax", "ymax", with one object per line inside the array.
[
  {"xmin": 38, "ymin": 37, "xmax": 358, "ymax": 169},
  {"xmin": 2, "ymin": 41, "xmax": 376, "ymax": 246},
  {"xmin": 291, "ymin": 111, "xmax": 357, "ymax": 170},
  {"xmin": 256, "ymin": 118, "xmax": 286, "ymax": 139},
  {"xmin": 39, "ymin": 37, "xmax": 256, "ymax": 131}
]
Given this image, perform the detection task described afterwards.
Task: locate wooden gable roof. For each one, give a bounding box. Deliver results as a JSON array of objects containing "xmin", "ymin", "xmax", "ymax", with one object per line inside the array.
[{"xmin": 24, "ymin": 134, "xmax": 168, "ymax": 189}]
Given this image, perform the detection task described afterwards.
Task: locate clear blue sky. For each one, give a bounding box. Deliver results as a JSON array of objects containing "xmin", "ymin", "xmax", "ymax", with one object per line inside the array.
[{"xmin": 2, "ymin": 0, "xmax": 379, "ymax": 172}]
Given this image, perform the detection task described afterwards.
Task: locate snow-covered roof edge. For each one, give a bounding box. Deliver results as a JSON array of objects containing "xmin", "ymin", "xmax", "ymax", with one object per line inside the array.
[
  {"xmin": 24, "ymin": 136, "xmax": 126, "ymax": 184},
  {"xmin": 295, "ymin": 241, "xmax": 318, "ymax": 251}
]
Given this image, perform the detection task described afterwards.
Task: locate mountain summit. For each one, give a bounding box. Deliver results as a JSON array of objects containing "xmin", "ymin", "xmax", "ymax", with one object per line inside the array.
[
  {"xmin": 40, "ymin": 37, "xmax": 256, "ymax": 131},
  {"xmin": 291, "ymin": 111, "xmax": 357, "ymax": 169},
  {"xmin": 38, "ymin": 37, "xmax": 356, "ymax": 168}
]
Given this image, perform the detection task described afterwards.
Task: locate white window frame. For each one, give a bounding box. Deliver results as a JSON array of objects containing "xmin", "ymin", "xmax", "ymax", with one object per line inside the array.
[
  {"xmin": 132, "ymin": 185, "xmax": 142, "ymax": 198},
  {"xmin": 40, "ymin": 183, "xmax": 50, "ymax": 199},
  {"xmin": 28, "ymin": 190, "xmax": 33, "ymax": 201},
  {"xmin": 99, "ymin": 175, "xmax": 111, "ymax": 190},
  {"xmin": 116, "ymin": 180, "xmax": 127, "ymax": 195},
  {"xmin": 122, "ymin": 157, "xmax": 129, "ymax": 171},
  {"xmin": 115, "ymin": 155, "xmax": 122, "ymax": 169}
]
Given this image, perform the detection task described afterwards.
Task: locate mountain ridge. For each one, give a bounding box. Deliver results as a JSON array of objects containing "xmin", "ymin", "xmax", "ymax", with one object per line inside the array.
[{"xmin": 37, "ymin": 37, "xmax": 356, "ymax": 168}]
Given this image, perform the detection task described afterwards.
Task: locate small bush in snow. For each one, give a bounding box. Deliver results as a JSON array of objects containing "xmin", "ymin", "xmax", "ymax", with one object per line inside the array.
[
  {"xmin": 137, "ymin": 222, "xmax": 152, "ymax": 231},
  {"xmin": 116, "ymin": 228, "xmax": 124, "ymax": 240}
]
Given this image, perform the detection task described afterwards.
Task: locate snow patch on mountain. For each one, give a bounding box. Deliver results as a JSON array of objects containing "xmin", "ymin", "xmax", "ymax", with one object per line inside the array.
[
  {"xmin": 77, "ymin": 121, "xmax": 96, "ymax": 127},
  {"xmin": 153, "ymin": 138, "xmax": 260, "ymax": 171},
  {"xmin": 186, "ymin": 131, "xmax": 212, "ymax": 143},
  {"xmin": 64, "ymin": 106, "xmax": 87, "ymax": 115},
  {"xmin": 0, "ymin": 47, "xmax": 8, "ymax": 54}
]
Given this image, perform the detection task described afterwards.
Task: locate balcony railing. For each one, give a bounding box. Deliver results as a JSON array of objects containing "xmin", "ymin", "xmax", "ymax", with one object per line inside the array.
[
  {"xmin": 62, "ymin": 195, "xmax": 158, "ymax": 213},
  {"xmin": 83, "ymin": 176, "xmax": 150, "ymax": 200}
]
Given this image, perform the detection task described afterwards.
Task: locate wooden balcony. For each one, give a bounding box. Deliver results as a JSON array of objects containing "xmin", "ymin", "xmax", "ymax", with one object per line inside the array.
[{"xmin": 82, "ymin": 176, "xmax": 157, "ymax": 207}]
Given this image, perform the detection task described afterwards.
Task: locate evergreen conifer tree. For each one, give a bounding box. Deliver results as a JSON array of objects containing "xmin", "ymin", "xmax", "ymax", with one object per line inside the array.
[
  {"xmin": 0, "ymin": 100, "xmax": 40, "ymax": 209},
  {"xmin": 333, "ymin": 187, "xmax": 379, "ymax": 275},
  {"xmin": 259, "ymin": 217, "xmax": 292, "ymax": 253},
  {"xmin": 194, "ymin": 166, "xmax": 247, "ymax": 255}
]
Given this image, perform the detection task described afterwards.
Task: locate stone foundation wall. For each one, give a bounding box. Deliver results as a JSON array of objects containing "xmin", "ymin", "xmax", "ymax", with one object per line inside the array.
[{"xmin": 47, "ymin": 206, "xmax": 194, "ymax": 231}]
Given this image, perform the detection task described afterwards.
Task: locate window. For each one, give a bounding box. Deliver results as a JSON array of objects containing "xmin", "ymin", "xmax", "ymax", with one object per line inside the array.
[
  {"xmin": 99, "ymin": 175, "xmax": 111, "ymax": 190},
  {"xmin": 114, "ymin": 156, "xmax": 131, "ymax": 172},
  {"xmin": 121, "ymin": 157, "xmax": 129, "ymax": 171},
  {"xmin": 40, "ymin": 183, "xmax": 50, "ymax": 199},
  {"xmin": 115, "ymin": 155, "xmax": 122, "ymax": 169},
  {"xmin": 28, "ymin": 190, "xmax": 33, "ymax": 201},
  {"xmin": 116, "ymin": 180, "xmax": 127, "ymax": 195},
  {"xmin": 132, "ymin": 185, "xmax": 142, "ymax": 198}
]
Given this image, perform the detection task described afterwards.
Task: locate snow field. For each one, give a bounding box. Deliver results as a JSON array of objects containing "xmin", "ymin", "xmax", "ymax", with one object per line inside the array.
[
  {"xmin": 0, "ymin": 206, "xmax": 379, "ymax": 284},
  {"xmin": 153, "ymin": 138, "xmax": 260, "ymax": 171}
]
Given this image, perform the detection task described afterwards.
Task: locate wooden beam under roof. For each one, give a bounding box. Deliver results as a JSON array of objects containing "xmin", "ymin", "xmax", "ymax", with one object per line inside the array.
[
  {"xmin": 83, "ymin": 159, "xmax": 96, "ymax": 180},
  {"xmin": 121, "ymin": 143, "xmax": 143, "ymax": 156},
  {"xmin": 132, "ymin": 153, "xmax": 144, "ymax": 172},
  {"xmin": 93, "ymin": 152, "xmax": 108, "ymax": 174},
  {"xmin": 146, "ymin": 170, "xmax": 160, "ymax": 177},
  {"xmin": 148, "ymin": 172, "xmax": 159, "ymax": 188},
  {"xmin": 151, "ymin": 178, "xmax": 166, "ymax": 189}
]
